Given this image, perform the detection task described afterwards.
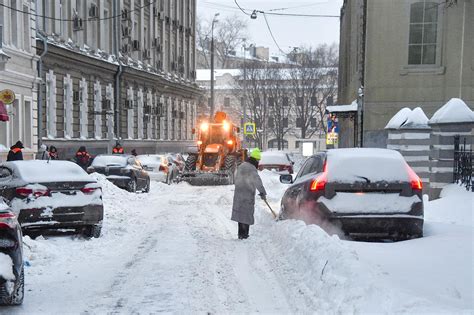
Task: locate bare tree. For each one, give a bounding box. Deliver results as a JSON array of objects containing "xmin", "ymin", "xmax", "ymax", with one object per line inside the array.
[
  {"xmin": 196, "ymin": 15, "xmax": 248, "ymax": 69},
  {"xmin": 289, "ymin": 44, "xmax": 338, "ymax": 139}
]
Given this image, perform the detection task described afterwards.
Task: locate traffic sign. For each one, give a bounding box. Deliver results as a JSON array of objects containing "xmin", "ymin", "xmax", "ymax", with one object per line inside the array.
[{"xmin": 244, "ymin": 122, "xmax": 256, "ymax": 135}]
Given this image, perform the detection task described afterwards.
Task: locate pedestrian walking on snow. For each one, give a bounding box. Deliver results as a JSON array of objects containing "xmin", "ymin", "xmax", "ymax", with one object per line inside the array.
[
  {"xmin": 231, "ymin": 148, "xmax": 267, "ymax": 239},
  {"xmin": 7, "ymin": 141, "xmax": 24, "ymax": 161}
]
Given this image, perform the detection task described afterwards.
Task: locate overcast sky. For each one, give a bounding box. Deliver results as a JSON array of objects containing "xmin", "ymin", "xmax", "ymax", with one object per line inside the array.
[{"xmin": 198, "ymin": 0, "xmax": 344, "ymax": 57}]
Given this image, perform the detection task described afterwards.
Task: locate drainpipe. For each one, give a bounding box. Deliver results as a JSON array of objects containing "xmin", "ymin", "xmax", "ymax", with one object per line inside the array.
[
  {"xmin": 113, "ymin": 0, "xmax": 123, "ymax": 142},
  {"xmin": 458, "ymin": 0, "xmax": 466, "ymax": 98},
  {"xmin": 36, "ymin": 0, "xmax": 48, "ymax": 150}
]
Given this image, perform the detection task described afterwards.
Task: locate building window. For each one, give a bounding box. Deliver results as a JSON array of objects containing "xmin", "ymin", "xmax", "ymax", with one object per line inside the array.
[
  {"xmin": 268, "ymin": 97, "xmax": 274, "ymax": 107},
  {"xmin": 224, "ymin": 97, "xmax": 230, "ymax": 107},
  {"xmin": 408, "ymin": 1, "xmax": 438, "ymax": 65},
  {"xmin": 296, "ymin": 117, "xmax": 303, "ymax": 128},
  {"xmin": 327, "ymin": 96, "xmax": 334, "ymax": 106},
  {"xmin": 268, "ymin": 139, "xmax": 288, "ymax": 149},
  {"xmin": 310, "ymin": 96, "xmax": 317, "ymax": 107}
]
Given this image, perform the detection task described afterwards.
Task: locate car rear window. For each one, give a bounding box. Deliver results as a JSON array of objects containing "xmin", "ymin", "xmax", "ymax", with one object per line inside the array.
[
  {"xmin": 326, "ymin": 149, "xmax": 411, "ymax": 183},
  {"xmin": 8, "ymin": 160, "xmax": 92, "ymax": 183},
  {"xmin": 260, "ymin": 152, "xmax": 290, "ymax": 165},
  {"xmin": 92, "ymin": 155, "xmax": 128, "ymax": 167},
  {"xmin": 136, "ymin": 155, "xmax": 164, "ymax": 166}
]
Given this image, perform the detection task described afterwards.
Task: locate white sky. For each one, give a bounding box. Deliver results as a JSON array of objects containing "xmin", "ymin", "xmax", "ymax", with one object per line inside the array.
[{"xmin": 198, "ymin": 0, "xmax": 344, "ymax": 57}]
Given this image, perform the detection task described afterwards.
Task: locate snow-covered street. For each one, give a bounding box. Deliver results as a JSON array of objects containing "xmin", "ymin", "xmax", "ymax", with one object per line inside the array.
[{"xmin": 0, "ymin": 172, "xmax": 472, "ymax": 314}]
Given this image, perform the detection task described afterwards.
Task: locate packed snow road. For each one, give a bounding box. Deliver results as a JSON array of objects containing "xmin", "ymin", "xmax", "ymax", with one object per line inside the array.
[{"xmin": 0, "ymin": 172, "xmax": 472, "ymax": 314}]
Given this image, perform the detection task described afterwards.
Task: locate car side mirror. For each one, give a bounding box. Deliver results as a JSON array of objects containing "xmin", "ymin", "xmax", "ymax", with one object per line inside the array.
[{"xmin": 280, "ymin": 174, "xmax": 293, "ymax": 184}]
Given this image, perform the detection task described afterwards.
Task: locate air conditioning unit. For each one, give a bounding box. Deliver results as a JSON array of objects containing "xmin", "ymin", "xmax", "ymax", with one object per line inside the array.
[
  {"xmin": 121, "ymin": 9, "xmax": 131, "ymax": 21},
  {"xmin": 165, "ymin": 16, "xmax": 170, "ymax": 25},
  {"xmin": 73, "ymin": 16, "xmax": 83, "ymax": 31},
  {"xmin": 132, "ymin": 40, "xmax": 140, "ymax": 51},
  {"xmin": 122, "ymin": 26, "xmax": 131, "ymax": 38},
  {"xmin": 143, "ymin": 49, "xmax": 151, "ymax": 60},
  {"xmin": 121, "ymin": 44, "xmax": 131, "ymax": 54},
  {"xmin": 179, "ymin": 25, "xmax": 184, "ymax": 32},
  {"xmin": 157, "ymin": 12, "xmax": 164, "ymax": 21},
  {"xmin": 89, "ymin": 4, "xmax": 99, "ymax": 18},
  {"xmin": 125, "ymin": 100, "xmax": 133, "ymax": 109}
]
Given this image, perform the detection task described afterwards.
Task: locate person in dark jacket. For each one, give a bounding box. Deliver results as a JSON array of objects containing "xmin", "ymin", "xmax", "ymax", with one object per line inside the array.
[
  {"xmin": 7, "ymin": 141, "xmax": 24, "ymax": 161},
  {"xmin": 48, "ymin": 145, "xmax": 59, "ymax": 160},
  {"xmin": 75, "ymin": 146, "xmax": 92, "ymax": 170},
  {"xmin": 112, "ymin": 141, "xmax": 124, "ymax": 154},
  {"xmin": 231, "ymin": 148, "xmax": 267, "ymax": 239}
]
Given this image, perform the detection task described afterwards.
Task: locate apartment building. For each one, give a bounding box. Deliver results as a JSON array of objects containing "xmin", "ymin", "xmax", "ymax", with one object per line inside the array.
[
  {"xmin": 338, "ymin": 0, "xmax": 473, "ymax": 148},
  {"xmin": 36, "ymin": 0, "xmax": 201, "ymax": 156},
  {"xmin": 0, "ymin": 0, "xmax": 38, "ymax": 160}
]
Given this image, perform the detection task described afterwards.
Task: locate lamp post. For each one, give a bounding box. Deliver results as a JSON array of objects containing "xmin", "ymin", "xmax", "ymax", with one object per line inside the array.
[{"xmin": 210, "ymin": 13, "xmax": 219, "ymax": 119}]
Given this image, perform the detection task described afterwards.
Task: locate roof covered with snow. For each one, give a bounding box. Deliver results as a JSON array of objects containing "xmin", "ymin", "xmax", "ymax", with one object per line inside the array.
[
  {"xmin": 327, "ymin": 100, "xmax": 358, "ymax": 113},
  {"xmin": 429, "ymin": 98, "xmax": 474, "ymax": 124}
]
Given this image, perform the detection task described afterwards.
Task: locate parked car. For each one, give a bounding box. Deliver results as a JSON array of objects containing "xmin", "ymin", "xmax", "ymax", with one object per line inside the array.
[
  {"xmin": 136, "ymin": 154, "xmax": 184, "ymax": 184},
  {"xmin": 259, "ymin": 151, "xmax": 294, "ymax": 174},
  {"xmin": 279, "ymin": 148, "xmax": 424, "ymax": 241},
  {"xmin": 88, "ymin": 155, "xmax": 150, "ymax": 193},
  {"xmin": 0, "ymin": 160, "xmax": 103, "ymax": 238},
  {"xmin": 0, "ymin": 198, "xmax": 24, "ymax": 305}
]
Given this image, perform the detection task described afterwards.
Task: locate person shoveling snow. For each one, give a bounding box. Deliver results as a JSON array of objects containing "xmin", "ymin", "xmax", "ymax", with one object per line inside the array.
[{"xmin": 231, "ymin": 148, "xmax": 267, "ymax": 239}]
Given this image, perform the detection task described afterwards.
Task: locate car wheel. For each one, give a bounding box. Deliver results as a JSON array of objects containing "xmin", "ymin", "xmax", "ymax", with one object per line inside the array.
[
  {"xmin": 0, "ymin": 265, "xmax": 24, "ymax": 305},
  {"xmin": 83, "ymin": 224, "xmax": 102, "ymax": 238},
  {"xmin": 127, "ymin": 178, "xmax": 137, "ymax": 192}
]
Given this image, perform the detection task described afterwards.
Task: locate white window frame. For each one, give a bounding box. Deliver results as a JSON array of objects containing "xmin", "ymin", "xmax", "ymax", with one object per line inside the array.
[
  {"xmin": 127, "ymin": 87, "xmax": 135, "ymax": 139},
  {"xmin": 63, "ymin": 74, "xmax": 73, "ymax": 139},
  {"xmin": 146, "ymin": 91, "xmax": 153, "ymax": 140},
  {"xmin": 46, "ymin": 70, "xmax": 57, "ymax": 138},
  {"xmin": 105, "ymin": 83, "xmax": 114, "ymax": 139},
  {"xmin": 94, "ymin": 81, "xmax": 102, "ymax": 139},
  {"xmin": 137, "ymin": 89, "xmax": 144, "ymax": 139},
  {"xmin": 79, "ymin": 78, "xmax": 88, "ymax": 139}
]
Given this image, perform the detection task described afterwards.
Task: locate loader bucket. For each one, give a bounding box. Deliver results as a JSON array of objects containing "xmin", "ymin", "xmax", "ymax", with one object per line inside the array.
[{"xmin": 179, "ymin": 171, "xmax": 233, "ymax": 186}]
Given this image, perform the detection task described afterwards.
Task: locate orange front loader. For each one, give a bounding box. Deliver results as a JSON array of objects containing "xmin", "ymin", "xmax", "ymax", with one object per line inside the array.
[{"xmin": 180, "ymin": 112, "xmax": 247, "ymax": 185}]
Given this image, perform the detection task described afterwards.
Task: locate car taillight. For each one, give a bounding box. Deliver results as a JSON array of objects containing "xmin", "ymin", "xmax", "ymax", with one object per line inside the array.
[
  {"xmin": 159, "ymin": 164, "xmax": 166, "ymax": 172},
  {"xmin": 16, "ymin": 187, "xmax": 50, "ymax": 197},
  {"xmin": 0, "ymin": 212, "xmax": 17, "ymax": 230},
  {"xmin": 310, "ymin": 173, "xmax": 327, "ymax": 191},
  {"xmin": 81, "ymin": 187, "xmax": 101, "ymax": 194},
  {"xmin": 407, "ymin": 165, "xmax": 423, "ymax": 191}
]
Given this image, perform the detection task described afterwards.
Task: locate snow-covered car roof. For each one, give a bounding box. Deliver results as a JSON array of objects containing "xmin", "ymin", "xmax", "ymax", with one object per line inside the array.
[
  {"xmin": 326, "ymin": 148, "xmax": 411, "ymax": 183},
  {"xmin": 3, "ymin": 160, "xmax": 94, "ymax": 183},
  {"xmin": 136, "ymin": 154, "xmax": 167, "ymax": 166},
  {"xmin": 92, "ymin": 155, "xmax": 131, "ymax": 167},
  {"xmin": 260, "ymin": 152, "xmax": 291, "ymax": 165}
]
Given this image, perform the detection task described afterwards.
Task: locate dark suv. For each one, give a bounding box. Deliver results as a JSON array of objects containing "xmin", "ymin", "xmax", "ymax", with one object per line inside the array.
[{"xmin": 279, "ymin": 148, "xmax": 424, "ymax": 241}]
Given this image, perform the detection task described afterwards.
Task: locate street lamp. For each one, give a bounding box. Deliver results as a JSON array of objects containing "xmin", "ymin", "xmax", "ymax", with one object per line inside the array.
[{"xmin": 210, "ymin": 13, "xmax": 219, "ymax": 119}]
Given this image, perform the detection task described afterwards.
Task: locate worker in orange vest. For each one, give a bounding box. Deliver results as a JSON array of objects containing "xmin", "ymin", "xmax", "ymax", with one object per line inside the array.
[
  {"xmin": 112, "ymin": 141, "xmax": 124, "ymax": 154},
  {"xmin": 7, "ymin": 141, "xmax": 24, "ymax": 161}
]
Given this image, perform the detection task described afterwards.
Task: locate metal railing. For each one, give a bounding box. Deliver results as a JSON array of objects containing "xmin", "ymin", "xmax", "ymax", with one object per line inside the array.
[{"xmin": 453, "ymin": 135, "xmax": 473, "ymax": 191}]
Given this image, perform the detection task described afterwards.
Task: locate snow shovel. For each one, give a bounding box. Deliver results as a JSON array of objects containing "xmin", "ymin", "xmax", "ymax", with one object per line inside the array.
[{"xmin": 262, "ymin": 198, "xmax": 277, "ymax": 219}]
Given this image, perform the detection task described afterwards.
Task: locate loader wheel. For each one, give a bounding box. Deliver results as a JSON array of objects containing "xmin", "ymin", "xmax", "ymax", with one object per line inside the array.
[
  {"xmin": 185, "ymin": 154, "xmax": 197, "ymax": 171},
  {"xmin": 224, "ymin": 155, "xmax": 237, "ymax": 185}
]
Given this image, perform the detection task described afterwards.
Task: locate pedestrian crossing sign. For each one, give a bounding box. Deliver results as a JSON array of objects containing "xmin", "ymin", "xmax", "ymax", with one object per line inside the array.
[{"xmin": 244, "ymin": 122, "xmax": 256, "ymax": 135}]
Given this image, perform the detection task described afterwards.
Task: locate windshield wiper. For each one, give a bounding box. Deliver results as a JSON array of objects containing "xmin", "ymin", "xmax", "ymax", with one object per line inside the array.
[{"xmin": 354, "ymin": 175, "xmax": 371, "ymax": 184}]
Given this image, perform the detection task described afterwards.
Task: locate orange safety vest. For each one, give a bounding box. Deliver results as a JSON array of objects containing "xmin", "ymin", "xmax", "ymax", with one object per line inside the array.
[{"xmin": 11, "ymin": 147, "xmax": 22, "ymax": 154}]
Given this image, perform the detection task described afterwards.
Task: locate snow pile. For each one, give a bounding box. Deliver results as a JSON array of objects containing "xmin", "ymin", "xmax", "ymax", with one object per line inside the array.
[
  {"xmin": 401, "ymin": 107, "xmax": 429, "ymax": 128},
  {"xmin": 429, "ymin": 98, "xmax": 474, "ymax": 124},
  {"xmin": 385, "ymin": 107, "xmax": 412, "ymax": 129},
  {"xmin": 0, "ymin": 253, "xmax": 15, "ymax": 281},
  {"xmin": 425, "ymin": 184, "xmax": 474, "ymax": 227}
]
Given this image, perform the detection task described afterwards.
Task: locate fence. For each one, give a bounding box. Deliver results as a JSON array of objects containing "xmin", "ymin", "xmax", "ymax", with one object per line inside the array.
[{"xmin": 454, "ymin": 135, "xmax": 473, "ymax": 191}]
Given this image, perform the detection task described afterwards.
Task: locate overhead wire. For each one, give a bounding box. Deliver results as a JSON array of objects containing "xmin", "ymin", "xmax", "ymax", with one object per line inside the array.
[
  {"xmin": 233, "ymin": 0, "xmax": 251, "ymax": 16},
  {"xmin": 262, "ymin": 13, "xmax": 287, "ymax": 55},
  {"xmin": 0, "ymin": 0, "xmax": 157, "ymax": 22}
]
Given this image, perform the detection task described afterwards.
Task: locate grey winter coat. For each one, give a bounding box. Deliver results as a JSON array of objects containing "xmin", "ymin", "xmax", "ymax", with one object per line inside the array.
[{"xmin": 231, "ymin": 161, "xmax": 267, "ymax": 225}]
